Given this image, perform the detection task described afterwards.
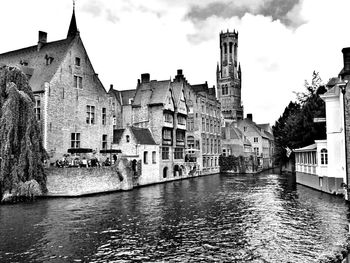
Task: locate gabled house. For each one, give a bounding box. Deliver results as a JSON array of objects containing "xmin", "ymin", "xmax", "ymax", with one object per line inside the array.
[
  {"xmin": 237, "ymin": 114, "xmax": 274, "ymax": 168},
  {"xmin": 0, "ymin": 7, "xmax": 118, "ymax": 162},
  {"xmin": 112, "ymin": 126, "xmax": 159, "ymax": 185}
]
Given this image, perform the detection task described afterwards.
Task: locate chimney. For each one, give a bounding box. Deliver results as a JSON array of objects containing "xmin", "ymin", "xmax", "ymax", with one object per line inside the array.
[
  {"xmin": 110, "ymin": 84, "xmax": 113, "ymax": 90},
  {"xmin": 141, "ymin": 73, "xmax": 150, "ymax": 83},
  {"xmin": 177, "ymin": 69, "xmax": 183, "ymax": 76},
  {"xmin": 247, "ymin": 113, "xmax": 253, "ymax": 121},
  {"xmin": 37, "ymin": 31, "xmax": 47, "ymax": 51},
  {"xmin": 342, "ymin": 47, "xmax": 350, "ymax": 78}
]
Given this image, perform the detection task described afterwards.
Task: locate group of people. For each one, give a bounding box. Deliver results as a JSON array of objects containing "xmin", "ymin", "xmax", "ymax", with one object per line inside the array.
[{"xmin": 54, "ymin": 155, "xmax": 117, "ymax": 168}]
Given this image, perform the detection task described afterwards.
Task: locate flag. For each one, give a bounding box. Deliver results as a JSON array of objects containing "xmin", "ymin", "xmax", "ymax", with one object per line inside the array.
[{"xmin": 285, "ymin": 147, "xmax": 292, "ymax": 158}]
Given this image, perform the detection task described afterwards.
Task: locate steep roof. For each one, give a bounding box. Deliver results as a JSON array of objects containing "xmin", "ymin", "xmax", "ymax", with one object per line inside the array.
[
  {"xmin": 0, "ymin": 38, "xmax": 74, "ymax": 92},
  {"xmin": 113, "ymin": 129, "xmax": 125, "ymax": 144},
  {"xmin": 67, "ymin": 8, "xmax": 79, "ymax": 38},
  {"xmin": 149, "ymin": 80, "xmax": 171, "ymax": 105},
  {"xmin": 112, "ymin": 127, "xmax": 156, "ymax": 145},
  {"xmin": 109, "ymin": 89, "xmax": 136, "ymax": 105},
  {"xmin": 239, "ymin": 118, "xmax": 269, "ymax": 139},
  {"xmin": 131, "ymin": 127, "xmax": 156, "ymax": 145},
  {"xmin": 171, "ymin": 81, "xmax": 183, "ymax": 105},
  {"xmin": 191, "ymin": 83, "xmax": 208, "ymax": 93}
]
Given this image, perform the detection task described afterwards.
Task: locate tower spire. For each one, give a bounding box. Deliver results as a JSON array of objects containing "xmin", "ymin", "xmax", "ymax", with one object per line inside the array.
[{"xmin": 67, "ymin": 0, "xmax": 79, "ymax": 38}]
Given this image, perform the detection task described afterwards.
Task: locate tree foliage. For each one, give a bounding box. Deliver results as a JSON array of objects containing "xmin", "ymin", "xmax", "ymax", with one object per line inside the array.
[
  {"xmin": 273, "ymin": 71, "xmax": 326, "ymax": 165},
  {"xmin": 0, "ymin": 65, "xmax": 47, "ymax": 201}
]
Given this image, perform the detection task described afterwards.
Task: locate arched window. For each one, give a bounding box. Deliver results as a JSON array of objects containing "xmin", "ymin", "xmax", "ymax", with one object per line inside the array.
[
  {"xmin": 224, "ymin": 43, "xmax": 227, "ymax": 54},
  {"xmin": 229, "ymin": 42, "xmax": 233, "ymax": 53},
  {"xmin": 163, "ymin": 167, "xmax": 168, "ymax": 178},
  {"xmin": 320, "ymin": 149, "xmax": 328, "ymax": 165}
]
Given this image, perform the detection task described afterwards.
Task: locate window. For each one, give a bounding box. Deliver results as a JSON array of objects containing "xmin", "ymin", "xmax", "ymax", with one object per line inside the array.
[
  {"xmin": 223, "ymin": 149, "xmax": 226, "ymax": 157},
  {"xmin": 222, "ymin": 84, "xmax": 228, "ymax": 95},
  {"xmin": 162, "ymin": 129, "xmax": 172, "ymax": 145},
  {"xmin": 71, "ymin": 133, "xmax": 80, "ymax": 148},
  {"xmin": 229, "ymin": 42, "xmax": 233, "ymax": 53},
  {"xmin": 224, "ymin": 43, "xmax": 227, "ymax": 54},
  {"xmin": 152, "ymin": 151, "xmax": 156, "ymax": 164},
  {"xmin": 126, "ymin": 135, "xmax": 130, "ymax": 142},
  {"xmin": 75, "ymin": 57, "xmax": 81, "ymax": 66},
  {"xmin": 162, "ymin": 147, "xmax": 169, "ymax": 160},
  {"xmin": 74, "ymin": 75, "xmax": 83, "ymax": 89},
  {"xmin": 174, "ymin": 148, "xmax": 184, "ymax": 159},
  {"xmin": 86, "ymin": 105, "xmax": 95, "ymax": 124},
  {"xmin": 254, "ymin": 137, "xmax": 258, "ymax": 143},
  {"xmin": 144, "ymin": 151, "xmax": 148, "ymax": 164},
  {"xmin": 206, "ymin": 118, "xmax": 209, "ymax": 132},
  {"xmin": 319, "ymin": 177, "xmax": 323, "ymax": 187},
  {"xmin": 254, "ymin": 147, "xmax": 259, "ymax": 156},
  {"xmin": 244, "ymin": 127, "xmax": 247, "ymax": 132},
  {"xmin": 202, "ymin": 117, "xmax": 205, "ymax": 130},
  {"xmin": 176, "ymin": 130, "xmax": 185, "ymax": 143},
  {"xmin": 102, "ymin": 134, "xmax": 107, "ymax": 150},
  {"xmin": 163, "ymin": 167, "xmax": 168, "ymax": 178},
  {"xmin": 164, "ymin": 113, "xmax": 173, "ymax": 123},
  {"xmin": 102, "ymin": 108, "xmax": 106, "ymax": 125},
  {"xmin": 34, "ymin": 97, "xmax": 41, "ymax": 120},
  {"xmin": 177, "ymin": 115, "xmax": 186, "ymax": 125},
  {"xmin": 320, "ymin": 149, "xmax": 328, "ymax": 165}
]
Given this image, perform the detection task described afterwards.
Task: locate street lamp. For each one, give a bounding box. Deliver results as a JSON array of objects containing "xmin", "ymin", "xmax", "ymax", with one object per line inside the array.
[{"xmin": 339, "ymin": 80, "xmax": 348, "ymax": 200}]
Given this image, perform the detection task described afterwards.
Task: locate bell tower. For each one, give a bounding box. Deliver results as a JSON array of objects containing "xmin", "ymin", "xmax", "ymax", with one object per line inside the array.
[{"xmin": 217, "ymin": 30, "xmax": 243, "ymax": 122}]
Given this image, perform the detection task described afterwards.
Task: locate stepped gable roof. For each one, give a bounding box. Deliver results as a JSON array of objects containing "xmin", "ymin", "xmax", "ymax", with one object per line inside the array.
[
  {"xmin": 130, "ymin": 126, "xmax": 157, "ymax": 145},
  {"xmin": 0, "ymin": 38, "xmax": 74, "ymax": 92},
  {"xmin": 113, "ymin": 129, "xmax": 125, "ymax": 144},
  {"xmin": 171, "ymin": 81, "xmax": 184, "ymax": 105}
]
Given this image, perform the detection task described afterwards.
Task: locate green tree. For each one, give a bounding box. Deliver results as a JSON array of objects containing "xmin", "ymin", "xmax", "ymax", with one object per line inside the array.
[
  {"xmin": 0, "ymin": 65, "xmax": 47, "ymax": 202},
  {"xmin": 273, "ymin": 71, "xmax": 326, "ymax": 166}
]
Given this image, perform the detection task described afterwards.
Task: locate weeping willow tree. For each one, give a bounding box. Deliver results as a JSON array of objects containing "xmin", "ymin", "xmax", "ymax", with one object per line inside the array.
[{"xmin": 0, "ymin": 65, "xmax": 47, "ymax": 202}]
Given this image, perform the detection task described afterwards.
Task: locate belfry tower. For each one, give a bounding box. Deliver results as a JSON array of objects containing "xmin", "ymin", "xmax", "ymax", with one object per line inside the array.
[{"xmin": 217, "ymin": 30, "xmax": 243, "ymax": 122}]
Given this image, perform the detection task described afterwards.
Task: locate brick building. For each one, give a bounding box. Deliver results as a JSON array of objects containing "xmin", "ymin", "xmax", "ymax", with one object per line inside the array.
[
  {"xmin": 173, "ymin": 69, "xmax": 221, "ymax": 175},
  {"xmin": 0, "ymin": 8, "xmax": 118, "ymax": 161}
]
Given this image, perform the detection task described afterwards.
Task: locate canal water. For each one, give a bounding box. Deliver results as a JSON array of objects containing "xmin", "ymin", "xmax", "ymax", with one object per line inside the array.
[{"xmin": 1, "ymin": 171, "xmax": 350, "ymax": 262}]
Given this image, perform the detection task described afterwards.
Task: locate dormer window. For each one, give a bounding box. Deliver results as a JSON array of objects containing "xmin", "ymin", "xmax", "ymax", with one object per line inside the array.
[
  {"xmin": 75, "ymin": 57, "xmax": 81, "ymax": 66},
  {"xmin": 20, "ymin": 60, "xmax": 28, "ymax": 66},
  {"xmin": 45, "ymin": 55, "xmax": 54, "ymax": 65}
]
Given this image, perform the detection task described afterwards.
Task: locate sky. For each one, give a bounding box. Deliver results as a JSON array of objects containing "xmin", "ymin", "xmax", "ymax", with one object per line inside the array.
[{"xmin": 1, "ymin": 0, "xmax": 350, "ymax": 125}]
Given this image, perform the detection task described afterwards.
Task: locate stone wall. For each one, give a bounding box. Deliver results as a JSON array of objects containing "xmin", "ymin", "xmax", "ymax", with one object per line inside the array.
[
  {"xmin": 46, "ymin": 166, "xmax": 133, "ymax": 197},
  {"xmin": 296, "ymin": 171, "xmax": 344, "ymax": 195}
]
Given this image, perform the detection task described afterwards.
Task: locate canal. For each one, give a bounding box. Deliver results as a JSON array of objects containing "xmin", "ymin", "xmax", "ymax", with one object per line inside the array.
[{"xmin": 1, "ymin": 171, "xmax": 350, "ymax": 262}]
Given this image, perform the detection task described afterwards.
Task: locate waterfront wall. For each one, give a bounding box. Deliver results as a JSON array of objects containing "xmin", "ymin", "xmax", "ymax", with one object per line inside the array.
[
  {"xmin": 296, "ymin": 171, "xmax": 344, "ymax": 195},
  {"xmin": 46, "ymin": 165, "xmax": 133, "ymax": 197}
]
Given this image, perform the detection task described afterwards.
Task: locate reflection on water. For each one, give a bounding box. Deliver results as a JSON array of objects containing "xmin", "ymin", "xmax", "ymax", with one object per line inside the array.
[{"xmin": 0, "ymin": 171, "xmax": 349, "ymax": 262}]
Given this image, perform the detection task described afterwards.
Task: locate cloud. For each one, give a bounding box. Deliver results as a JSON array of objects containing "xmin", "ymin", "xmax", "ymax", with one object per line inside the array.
[
  {"xmin": 81, "ymin": 0, "xmax": 119, "ymax": 24},
  {"xmin": 185, "ymin": 0, "xmax": 304, "ymax": 28}
]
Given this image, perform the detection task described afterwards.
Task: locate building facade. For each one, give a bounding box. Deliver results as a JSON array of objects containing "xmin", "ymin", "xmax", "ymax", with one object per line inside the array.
[{"xmin": 0, "ymin": 8, "xmax": 118, "ymax": 162}]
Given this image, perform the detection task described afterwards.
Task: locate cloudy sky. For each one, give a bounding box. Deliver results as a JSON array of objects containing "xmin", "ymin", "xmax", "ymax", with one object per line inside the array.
[{"xmin": 1, "ymin": 0, "xmax": 350, "ymax": 124}]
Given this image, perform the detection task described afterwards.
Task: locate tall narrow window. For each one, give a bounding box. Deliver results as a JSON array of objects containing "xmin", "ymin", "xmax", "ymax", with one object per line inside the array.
[
  {"xmin": 102, "ymin": 134, "xmax": 107, "ymax": 150},
  {"xmin": 75, "ymin": 57, "xmax": 81, "ymax": 66},
  {"xmin": 229, "ymin": 42, "xmax": 233, "ymax": 53},
  {"xmin": 86, "ymin": 105, "xmax": 95, "ymax": 124},
  {"xmin": 320, "ymin": 149, "xmax": 328, "ymax": 165},
  {"xmin": 102, "ymin": 107, "xmax": 106, "ymax": 125},
  {"xmin": 34, "ymin": 97, "xmax": 41, "ymax": 120},
  {"xmin": 74, "ymin": 75, "xmax": 83, "ymax": 89},
  {"xmin": 162, "ymin": 147, "xmax": 169, "ymax": 160},
  {"xmin": 126, "ymin": 135, "xmax": 130, "ymax": 142},
  {"xmin": 152, "ymin": 151, "xmax": 156, "ymax": 164},
  {"xmin": 224, "ymin": 43, "xmax": 227, "ymax": 54},
  {"xmin": 144, "ymin": 151, "xmax": 148, "ymax": 164},
  {"xmin": 71, "ymin": 133, "xmax": 80, "ymax": 148}
]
